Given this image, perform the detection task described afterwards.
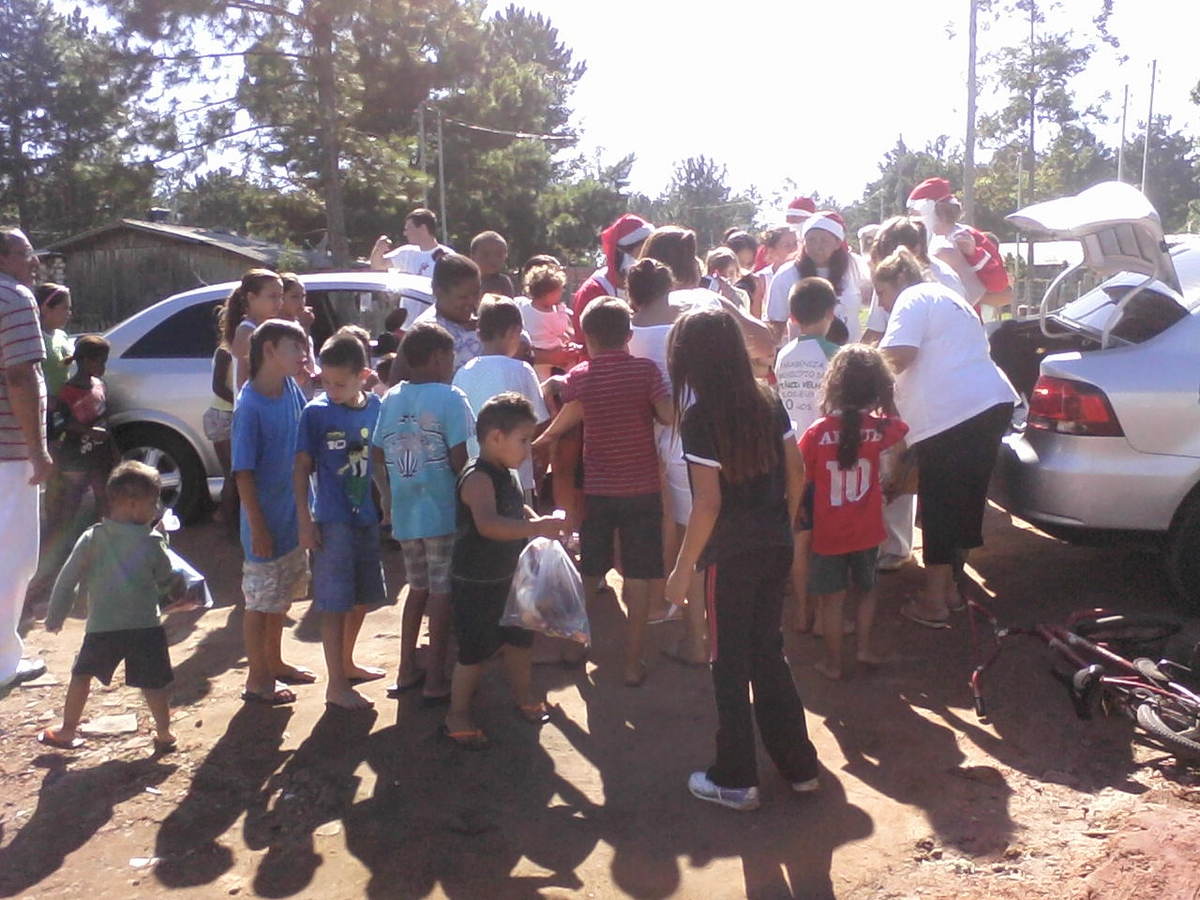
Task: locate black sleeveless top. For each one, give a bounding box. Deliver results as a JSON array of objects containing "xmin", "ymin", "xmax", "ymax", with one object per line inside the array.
[{"xmin": 451, "ymin": 457, "xmax": 527, "ymax": 583}]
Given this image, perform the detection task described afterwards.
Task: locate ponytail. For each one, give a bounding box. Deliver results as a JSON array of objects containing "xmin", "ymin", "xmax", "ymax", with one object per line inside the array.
[{"xmin": 220, "ymin": 268, "xmax": 279, "ymax": 348}]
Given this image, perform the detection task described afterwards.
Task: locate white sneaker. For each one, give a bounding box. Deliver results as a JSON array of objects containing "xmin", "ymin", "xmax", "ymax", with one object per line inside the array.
[
  {"xmin": 792, "ymin": 776, "xmax": 820, "ymax": 793},
  {"xmin": 876, "ymin": 553, "xmax": 911, "ymax": 572},
  {"xmin": 687, "ymin": 771, "xmax": 760, "ymax": 811}
]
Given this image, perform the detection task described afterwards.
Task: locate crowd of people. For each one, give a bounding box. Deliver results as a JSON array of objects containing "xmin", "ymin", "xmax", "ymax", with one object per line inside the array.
[{"xmin": 0, "ymin": 176, "xmax": 1020, "ymax": 812}]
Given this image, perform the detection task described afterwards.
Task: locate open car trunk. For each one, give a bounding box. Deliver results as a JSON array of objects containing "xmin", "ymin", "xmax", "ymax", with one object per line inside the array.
[{"xmin": 988, "ymin": 318, "xmax": 1099, "ymax": 400}]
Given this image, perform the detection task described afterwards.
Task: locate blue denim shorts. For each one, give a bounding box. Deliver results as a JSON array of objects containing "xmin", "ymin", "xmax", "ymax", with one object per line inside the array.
[{"xmin": 311, "ymin": 522, "xmax": 388, "ymax": 613}]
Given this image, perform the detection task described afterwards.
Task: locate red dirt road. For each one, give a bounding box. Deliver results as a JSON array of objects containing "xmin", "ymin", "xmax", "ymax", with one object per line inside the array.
[{"xmin": 2, "ymin": 504, "xmax": 1199, "ymax": 898}]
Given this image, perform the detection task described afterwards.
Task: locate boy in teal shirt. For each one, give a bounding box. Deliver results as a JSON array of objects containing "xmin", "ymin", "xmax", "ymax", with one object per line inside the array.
[{"xmin": 40, "ymin": 461, "xmax": 182, "ymax": 752}]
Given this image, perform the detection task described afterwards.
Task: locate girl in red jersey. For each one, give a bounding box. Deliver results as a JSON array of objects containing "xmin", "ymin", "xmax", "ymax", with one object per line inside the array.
[{"xmin": 799, "ymin": 345, "xmax": 908, "ymax": 679}]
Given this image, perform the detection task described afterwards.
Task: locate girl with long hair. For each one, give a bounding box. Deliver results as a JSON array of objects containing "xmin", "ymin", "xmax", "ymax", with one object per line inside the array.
[
  {"xmin": 766, "ymin": 211, "xmax": 862, "ymax": 346},
  {"xmin": 664, "ymin": 308, "xmax": 819, "ymax": 811},
  {"xmin": 799, "ymin": 345, "xmax": 908, "ymax": 679},
  {"xmin": 221, "ymin": 268, "xmax": 284, "ymax": 390}
]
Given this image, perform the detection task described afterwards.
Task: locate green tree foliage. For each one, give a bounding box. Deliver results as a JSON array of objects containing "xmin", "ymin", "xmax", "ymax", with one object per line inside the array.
[
  {"xmin": 841, "ymin": 137, "xmax": 962, "ymax": 232},
  {"xmin": 629, "ymin": 156, "xmax": 756, "ymax": 253},
  {"xmin": 1117, "ymin": 117, "xmax": 1200, "ymax": 233},
  {"xmin": 0, "ymin": 0, "xmax": 175, "ymax": 245}
]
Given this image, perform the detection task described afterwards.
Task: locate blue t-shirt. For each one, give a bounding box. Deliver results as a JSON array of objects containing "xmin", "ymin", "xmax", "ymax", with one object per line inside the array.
[
  {"xmin": 371, "ymin": 381, "xmax": 473, "ymax": 541},
  {"xmin": 299, "ymin": 392, "xmax": 381, "ymax": 526},
  {"xmin": 232, "ymin": 377, "xmax": 305, "ymax": 562}
]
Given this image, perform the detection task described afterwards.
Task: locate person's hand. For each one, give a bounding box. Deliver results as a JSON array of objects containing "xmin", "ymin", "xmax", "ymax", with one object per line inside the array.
[
  {"xmin": 531, "ymin": 433, "xmax": 554, "ymax": 468},
  {"xmin": 299, "ymin": 519, "xmax": 321, "ymax": 551},
  {"xmin": 371, "ymin": 235, "xmax": 393, "ymax": 257},
  {"xmin": 28, "ymin": 449, "xmax": 54, "ymax": 485},
  {"xmin": 954, "ymin": 232, "xmax": 975, "ymax": 256},
  {"xmin": 532, "ymin": 516, "xmax": 567, "ymax": 539},
  {"xmin": 250, "ymin": 527, "xmax": 274, "ymax": 560},
  {"xmin": 664, "ymin": 566, "xmax": 690, "ymax": 607}
]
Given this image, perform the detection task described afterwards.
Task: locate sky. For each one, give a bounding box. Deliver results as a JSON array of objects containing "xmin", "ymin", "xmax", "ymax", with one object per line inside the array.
[{"xmin": 484, "ymin": 0, "xmax": 1200, "ymax": 218}]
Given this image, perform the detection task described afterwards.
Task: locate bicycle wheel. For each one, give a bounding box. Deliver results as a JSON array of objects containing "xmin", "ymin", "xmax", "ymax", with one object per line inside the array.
[
  {"xmin": 1072, "ymin": 614, "xmax": 1181, "ymax": 658},
  {"xmin": 1135, "ymin": 701, "xmax": 1200, "ymax": 760}
]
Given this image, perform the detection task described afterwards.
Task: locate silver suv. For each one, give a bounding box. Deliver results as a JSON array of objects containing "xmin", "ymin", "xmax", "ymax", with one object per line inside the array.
[
  {"xmin": 990, "ymin": 182, "xmax": 1200, "ymax": 604},
  {"xmin": 103, "ymin": 271, "xmax": 433, "ymax": 520}
]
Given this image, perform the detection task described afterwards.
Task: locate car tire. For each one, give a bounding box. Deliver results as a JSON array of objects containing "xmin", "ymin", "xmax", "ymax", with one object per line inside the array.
[
  {"xmin": 115, "ymin": 424, "xmax": 207, "ymax": 524},
  {"xmin": 1166, "ymin": 494, "xmax": 1200, "ymax": 611}
]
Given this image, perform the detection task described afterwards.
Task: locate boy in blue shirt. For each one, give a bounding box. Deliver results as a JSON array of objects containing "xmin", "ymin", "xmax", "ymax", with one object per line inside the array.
[
  {"xmin": 372, "ymin": 322, "xmax": 473, "ymax": 704},
  {"xmin": 294, "ymin": 332, "xmax": 387, "ymax": 710},
  {"xmin": 232, "ymin": 318, "xmax": 312, "ymax": 706}
]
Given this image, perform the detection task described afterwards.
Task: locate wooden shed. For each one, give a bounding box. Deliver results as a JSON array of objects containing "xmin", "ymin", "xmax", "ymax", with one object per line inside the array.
[{"xmin": 47, "ymin": 219, "xmax": 323, "ymax": 331}]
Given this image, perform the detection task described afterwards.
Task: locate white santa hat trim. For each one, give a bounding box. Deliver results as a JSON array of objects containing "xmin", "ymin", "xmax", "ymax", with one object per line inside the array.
[
  {"xmin": 801, "ymin": 213, "xmax": 845, "ymax": 243},
  {"xmin": 616, "ymin": 224, "xmax": 652, "ymax": 247}
]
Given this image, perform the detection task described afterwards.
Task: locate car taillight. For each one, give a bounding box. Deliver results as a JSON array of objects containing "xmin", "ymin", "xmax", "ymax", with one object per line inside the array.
[{"xmin": 1027, "ymin": 376, "xmax": 1124, "ymax": 437}]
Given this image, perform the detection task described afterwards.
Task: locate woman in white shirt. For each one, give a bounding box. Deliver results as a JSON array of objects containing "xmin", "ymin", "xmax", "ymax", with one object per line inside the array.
[
  {"xmin": 874, "ymin": 248, "xmax": 1018, "ymax": 629},
  {"xmin": 766, "ymin": 211, "xmax": 861, "ymax": 345}
]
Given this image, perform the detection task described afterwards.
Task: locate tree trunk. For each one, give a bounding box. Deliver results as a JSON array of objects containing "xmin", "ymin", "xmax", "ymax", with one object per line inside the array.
[
  {"xmin": 310, "ymin": 7, "xmax": 349, "ymax": 267},
  {"xmin": 8, "ymin": 118, "xmax": 32, "ymax": 232}
]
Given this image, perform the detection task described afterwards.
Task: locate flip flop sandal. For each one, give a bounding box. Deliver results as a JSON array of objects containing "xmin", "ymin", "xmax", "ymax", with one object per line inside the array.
[
  {"xmin": 37, "ymin": 729, "xmax": 84, "ymax": 750},
  {"xmin": 153, "ymin": 737, "xmax": 179, "ymax": 754},
  {"xmin": 275, "ymin": 668, "xmax": 318, "ymax": 686},
  {"xmin": 439, "ymin": 724, "xmax": 491, "ymax": 750},
  {"xmin": 241, "ymin": 688, "xmax": 297, "ymax": 706},
  {"xmin": 386, "ymin": 671, "xmax": 427, "ymax": 697},
  {"xmin": 516, "ymin": 702, "xmax": 552, "ymax": 724},
  {"xmin": 648, "ymin": 605, "xmax": 684, "ymax": 625},
  {"xmin": 421, "ymin": 692, "xmax": 452, "ymax": 708},
  {"xmin": 900, "ymin": 603, "xmax": 951, "ymax": 630}
]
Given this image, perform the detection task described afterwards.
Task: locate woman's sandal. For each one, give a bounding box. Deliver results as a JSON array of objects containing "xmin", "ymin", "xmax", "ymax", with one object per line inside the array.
[
  {"xmin": 37, "ymin": 728, "xmax": 84, "ymax": 750},
  {"xmin": 439, "ymin": 723, "xmax": 491, "ymax": 750},
  {"xmin": 900, "ymin": 602, "xmax": 951, "ymax": 630},
  {"xmin": 153, "ymin": 736, "xmax": 178, "ymax": 754},
  {"xmin": 241, "ymin": 687, "xmax": 297, "ymax": 706},
  {"xmin": 386, "ymin": 670, "xmax": 427, "ymax": 698},
  {"xmin": 516, "ymin": 702, "xmax": 552, "ymax": 724}
]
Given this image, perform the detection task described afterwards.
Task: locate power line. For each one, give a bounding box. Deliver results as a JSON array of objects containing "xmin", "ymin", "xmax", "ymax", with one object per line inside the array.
[{"xmin": 436, "ymin": 113, "xmax": 575, "ymax": 143}]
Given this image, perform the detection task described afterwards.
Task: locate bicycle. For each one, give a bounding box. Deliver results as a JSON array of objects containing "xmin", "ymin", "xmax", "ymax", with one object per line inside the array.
[{"xmin": 967, "ymin": 597, "xmax": 1200, "ymax": 761}]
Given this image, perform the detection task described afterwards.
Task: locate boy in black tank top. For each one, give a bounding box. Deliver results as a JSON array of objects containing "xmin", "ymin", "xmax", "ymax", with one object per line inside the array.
[{"xmin": 443, "ymin": 393, "xmax": 566, "ymax": 749}]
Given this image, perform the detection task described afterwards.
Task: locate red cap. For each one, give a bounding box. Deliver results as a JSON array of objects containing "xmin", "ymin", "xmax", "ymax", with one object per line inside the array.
[
  {"xmin": 908, "ymin": 177, "xmax": 954, "ymax": 204},
  {"xmin": 785, "ymin": 197, "xmax": 817, "ymax": 222}
]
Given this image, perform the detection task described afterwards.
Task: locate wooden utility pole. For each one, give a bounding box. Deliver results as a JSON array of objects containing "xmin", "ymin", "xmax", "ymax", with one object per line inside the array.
[
  {"xmin": 964, "ymin": 0, "xmax": 979, "ymax": 223},
  {"xmin": 437, "ymin": 109, "xmax": 448, "ymax": 240},
  {"xmin": 1025, "ymin": 2, "xmax": 1036, "ymax": 302},
  {"xmin": 1141, "ymin": 60, "xmax": 1157, "ymax": 194},
  {"xmin": 1117, "ymin": 84, "xmax": 1129, "ymax": 182}
]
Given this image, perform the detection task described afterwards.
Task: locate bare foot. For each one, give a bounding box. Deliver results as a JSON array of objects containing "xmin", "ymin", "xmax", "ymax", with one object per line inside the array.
[
  {"xmin": 814, "ymin": 660, "xmax": 844, "ymax": 680},
  {"xmin": 623, "ymin": 660, "xmax": 647, "ymax": 687},
  {"xmin": 856, "ymin": 650, "xmax": 889, "ymax": 667},
  {"xmin": 326, "ymin": 685, "xmax": 373, "ymax": 709},
  {"xmin": 346, "ymin": 665, "xmax": 386, "ymax": 682},
  {"xmin": 444, "ymin": 711, "xmax": 477, "ymax": 735},
  {"xmin": 154, "ymin": 732, "xmax": 178, "ymax": 752},
  {"xmin": 273, "ymin": 665, "xmax": 318, "ymax": 685}
]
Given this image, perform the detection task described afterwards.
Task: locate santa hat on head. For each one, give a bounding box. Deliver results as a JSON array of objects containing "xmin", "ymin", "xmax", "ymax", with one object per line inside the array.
[
  {"xmin": 802, "ymin": 210, "xmax": 848, "ymax": 250},
  {"xmin": 907, "ymin": 177, "xmax": 955, "ymax": 205},
  {"xmin": 600, "ymin": 214, "xmax": 653, "ymax": 276},
  {"xmin": 785, "ymin": 196, "xmax": 817, "ymax": 227}
]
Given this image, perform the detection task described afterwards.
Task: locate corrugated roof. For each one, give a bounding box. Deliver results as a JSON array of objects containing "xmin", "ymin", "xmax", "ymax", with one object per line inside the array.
[{"xmin": 47, "ymin": 218, "xmax": 293, "ymax": 264}]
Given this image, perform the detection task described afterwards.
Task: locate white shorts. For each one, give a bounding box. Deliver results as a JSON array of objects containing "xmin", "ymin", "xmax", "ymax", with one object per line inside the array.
[{"xmin": 656, "ymin": 423, "xmax": 692, "ymax": 526}]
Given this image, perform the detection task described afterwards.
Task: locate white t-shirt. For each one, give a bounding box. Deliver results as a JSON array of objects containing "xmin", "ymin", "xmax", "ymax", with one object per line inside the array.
[
  {"xmin": 412, "ymin": 306, "xmax": 481, "ymax": 372},
  {"xmin": 518, "ymin": 298, "xmax": 572, "ymax": 350},
  {"xmin": 865, "ymin": 259, "xmax": 965, "ymax": 334},
  {"xmin": 878, "ymin": 282, "xmax": 1018, "ymax": 444},
  {"xmin": 766, "ymin": 260, "xmax": 862, "ymax": 343},
  {"xmin": 452, "ymin": 354, "xmax": 549, "ymax": 493},
  {"xmin": 384, "ymin": 243, "xmax": 454, "ymax": 277},
  {"xmin": 774, "ymin": 334, "xmax": 840, "ymax": 435}
]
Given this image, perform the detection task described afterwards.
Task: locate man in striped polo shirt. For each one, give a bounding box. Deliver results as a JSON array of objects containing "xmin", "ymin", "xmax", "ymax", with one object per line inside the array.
[{"xmin": 0, "ymin": 227, "xmax": 53, "ymax": 687}]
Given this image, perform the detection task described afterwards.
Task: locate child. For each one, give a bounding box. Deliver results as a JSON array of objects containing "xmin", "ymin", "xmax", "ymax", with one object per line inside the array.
[
  {"xmin": 39, "ymin": 462, "xmax": 182, "ymax": 752},
  {"xmin": 280, "ymin": 272, "xmax": 319, "ymax": 396},
  {"xmin": 372, "ymin": 322, "xmax": 474, "ymax": 703},
  {"xmin": 470, "ymin": 231, "xmax": 515, "ymax": 297},
  {"xmin": 294, "ymin": 332, "xmax": 388, "ymax": 709},
  {"xmin": 50, "ymin": 335, "xmax": 120, "ymax": 522},
  {"xmin": 518, "ymin": 263, "xmax": 576, "ymax": 379},
  {"xmin": 233, "ymin": 318, "xmax": 314, "ymax": 705},
  {"xmin": 36, "ymin": 283, "xmax": 72, "ymax": 431},
  {"xmin": 453, "ymin": 296, "xmax": 550, "ymax": 502},
  {"xmin": 411, "ymin": 254, "xmax": 483, "ymax": 373},
  {"xmin": 224, "ymin": 269, "xmax": 284, "ymax": 390},
  {"xmin": 907, "ymin": 177, "xmax": 1010, "ymax": 297},
  {"xmin": 206, "ymin": 305, "xmax": 238, "ymax": 529},
  {"xmin": 533, "ymin": 297, "xmax": 672, "ymax": 687},
  {"xmin": 799, "ymin": 345, "xmax": 908, "ymax": 680},
  {"xmin": 773, "ymin": 277, "xmax": 839, "ymax": 634},
  {"xmin": 664, "ymin": 308, "xmax": 819, "ymax": 811},
  {"xmin": 443, "ymin": 394, "xmax": 566, "ymax": 748}
]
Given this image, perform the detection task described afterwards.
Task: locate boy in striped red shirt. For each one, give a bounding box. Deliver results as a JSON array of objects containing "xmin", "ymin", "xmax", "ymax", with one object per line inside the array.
[{"xmin": 534, "ymin": 297, "xmax": 673, "ymax": 686}]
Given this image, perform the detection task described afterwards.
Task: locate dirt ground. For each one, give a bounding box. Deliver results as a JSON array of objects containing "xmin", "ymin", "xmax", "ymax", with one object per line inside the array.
[{"xmin": 3, "ymin": 503, "xmax": 1200, "ymax": 899}]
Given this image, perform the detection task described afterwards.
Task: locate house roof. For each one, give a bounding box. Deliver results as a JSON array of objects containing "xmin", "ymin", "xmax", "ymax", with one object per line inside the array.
[{"xmin": 47, "ymin": 218, "xmax": 301, "ymax": 265}]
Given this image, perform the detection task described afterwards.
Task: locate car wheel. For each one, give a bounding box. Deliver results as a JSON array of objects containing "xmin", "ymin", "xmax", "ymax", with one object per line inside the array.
[
  {"xmin": 1166, "ymin": 494, "xmax": 1200, "ymax": 611},
  {"xmin": 116, "ymin": 425, "xmax": 207, "ymax": 524}
]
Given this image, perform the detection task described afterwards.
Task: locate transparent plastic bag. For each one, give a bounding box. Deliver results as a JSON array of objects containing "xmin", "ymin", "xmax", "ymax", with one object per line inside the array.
[{"xmin": 501, "ymin": 537, "xmax": 590, "ymax": 645}]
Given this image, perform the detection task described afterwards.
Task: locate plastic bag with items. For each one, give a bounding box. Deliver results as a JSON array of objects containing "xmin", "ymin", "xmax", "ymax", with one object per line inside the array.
[{"xmin": 501, "ymin": 537, "xmax": 590, "ymax": 645}]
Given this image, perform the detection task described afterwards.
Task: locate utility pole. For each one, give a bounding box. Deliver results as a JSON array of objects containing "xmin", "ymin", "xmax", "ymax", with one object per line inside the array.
[
  {"xmin": 417, "ymin": 106, "xmax": 427, "ymax": 205},
  {"xmin": 1117, "ymin": 84, "xmax": 1129, "ymax": 182},
  {"xmin": 437, "ymin": 109, "xmax": 448, "ymax": 241},
  {"xmin": 964, "ymin": 0, "xmax": 979, "ymax": 223},
  {"xmin": 1141, "ymin": 59, "xmax": 1157, "ymax": 195},
  {"xmin": 1025, "ymin": 2, "xmax": 1036, "ymax": 306}
]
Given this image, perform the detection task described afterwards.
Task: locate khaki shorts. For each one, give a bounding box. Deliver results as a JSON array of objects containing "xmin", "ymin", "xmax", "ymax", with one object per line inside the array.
[
  {"xmin": 399, "ymin": 534, "xmax": 454, "ymax": 594},
  {"xmin": 242, "ymin": 546, "xmax": 310, "ymax": 613},
  {"xmin": 203, "ymin": 407, "xmax": 233, "ymax": 443}
]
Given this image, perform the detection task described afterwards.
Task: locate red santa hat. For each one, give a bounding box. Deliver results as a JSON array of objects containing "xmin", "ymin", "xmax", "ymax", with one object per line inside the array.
[
  {"xmin": 785, "ymin": 196, "xmax": 817, "ymax": 226},
  {"xmin": 801, "ymin": 210, "xmax": 848, "ymax": 249},
  {"xmin": 600, "ymin": 214, "xmax": 653, "ymax": 277},
  {"xmin": 907, "ymin": 177, "xmax": 955, "ymax": 205}
]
